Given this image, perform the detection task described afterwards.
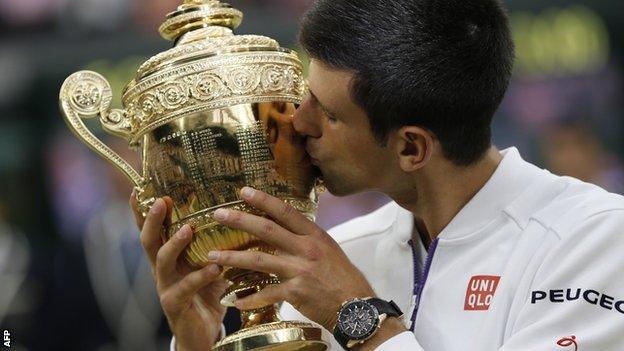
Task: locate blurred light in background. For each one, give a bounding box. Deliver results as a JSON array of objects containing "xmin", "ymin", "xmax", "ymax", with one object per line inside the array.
[
  {"xmin": 511, "ymin": 6, "xmax": 610, "ymax": 77},
  {"xmin": 0, "ymin": 0, "xmax": 66, "ymax": 27}
]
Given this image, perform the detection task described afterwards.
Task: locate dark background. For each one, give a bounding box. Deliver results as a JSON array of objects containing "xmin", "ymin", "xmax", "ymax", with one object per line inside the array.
[{"xmin": 0, "ymin": 0, "xmax": 622, "ymax": 350}]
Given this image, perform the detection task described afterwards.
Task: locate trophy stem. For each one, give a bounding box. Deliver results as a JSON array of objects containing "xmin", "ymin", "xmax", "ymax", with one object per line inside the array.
[
  {"xmin": 214, "ymin": 268, "xmax": 327, "ymax": 350},
  {"xmin": 221, "ymin": 267, "xmax": 280, "ymax": 309},
  {"xmin": 240, "ymin": 304, "xmax": 281, "ymax": 329}
]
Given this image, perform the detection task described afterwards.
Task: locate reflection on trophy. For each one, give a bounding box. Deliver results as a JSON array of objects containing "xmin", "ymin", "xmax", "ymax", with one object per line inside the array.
[{"xmin": 58, "ymin": 1, "xmax": 327, "ymax": 350}]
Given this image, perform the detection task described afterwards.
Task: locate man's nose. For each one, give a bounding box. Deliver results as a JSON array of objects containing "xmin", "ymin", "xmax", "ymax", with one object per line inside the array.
[{"xmin": 293, "ymin": 98, "xmax": 322, "ymax": 138}]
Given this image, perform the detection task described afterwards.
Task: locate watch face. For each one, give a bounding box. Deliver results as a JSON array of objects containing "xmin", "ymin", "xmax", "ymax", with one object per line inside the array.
[{"xmin": 337, "ymin": 300, "xmax": 380, "ymax": 340}]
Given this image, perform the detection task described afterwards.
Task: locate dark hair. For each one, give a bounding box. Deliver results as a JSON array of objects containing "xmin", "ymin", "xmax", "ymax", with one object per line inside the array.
[{"xmin": 299, "ymin": 0, "xmax": 515, "ymax": 166}]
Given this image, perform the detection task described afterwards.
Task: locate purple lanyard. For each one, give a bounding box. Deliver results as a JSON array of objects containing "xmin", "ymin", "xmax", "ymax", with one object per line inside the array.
[{"xmin": 408, "ymin": 237, "xmax": 439, "ymax": 332}]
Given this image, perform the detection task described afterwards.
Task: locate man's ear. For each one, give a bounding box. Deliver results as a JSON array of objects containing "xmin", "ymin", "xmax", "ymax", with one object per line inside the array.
[{"xmin": 394, "ymin": 126, "xmax": 434, "ymax": 172}]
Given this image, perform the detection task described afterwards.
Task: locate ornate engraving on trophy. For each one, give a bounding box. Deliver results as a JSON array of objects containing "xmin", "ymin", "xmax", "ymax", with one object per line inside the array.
[
  {"xmin": 236, "ymin": 122, "xmax": 279, "ymax": 191},
  {"xmin": 70, "ymin": 80, "xmax": 102, "ymax": 113},
  {"xmin": 189, "ymin": 127, "xmax": 242, "ymax": 206},
  {"xmin": 149, "ymin": 122, "xmax": 245, "ymax": 216}
]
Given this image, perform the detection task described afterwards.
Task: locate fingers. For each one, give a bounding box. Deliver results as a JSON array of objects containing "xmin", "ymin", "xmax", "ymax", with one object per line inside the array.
[
  {"xmin": 156, "ymin": 225, "xmax": 193, "ymax": 287},
  {"xmin": 161, "ymin": 264, "xmax": 222, "ymax": 315},
  {"xmin": 213, "ymin": 209, "xmax": 303, "ymax": 253},
  {"xmin": 239, "ymin": 187, "xmax": 322, "ymax": 237},
  {"xmin": 234, "ymin": 283, "xmax": 287, "ymax": 310},
  {"xmin": 129, "ymin": 193, "xmax": 174, "ymax": 232},
  {"xmin": 129, "ymin": 190, "xmax": 145, "ymax": 230},
  {"xmin": 140, "ymin": 198, "xmax": 168, "ymax": 267},
  {"xmin": 207, "ymin": 250, "xmax": 295, "ymax": 278}
]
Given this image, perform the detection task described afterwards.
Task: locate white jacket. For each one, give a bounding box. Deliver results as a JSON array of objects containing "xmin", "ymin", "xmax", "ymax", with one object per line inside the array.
[{"xmin": 280, "ymin": 147, "xmax": 624, "ymax": 350}]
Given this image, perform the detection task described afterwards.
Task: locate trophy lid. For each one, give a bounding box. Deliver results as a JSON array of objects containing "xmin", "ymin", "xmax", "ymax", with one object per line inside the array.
[{"xmin": 111, "ymin": 0, "xmax": 305, "ymax": 144}]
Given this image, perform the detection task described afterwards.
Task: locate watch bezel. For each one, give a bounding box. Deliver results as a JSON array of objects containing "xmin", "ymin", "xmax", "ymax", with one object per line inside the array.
[{"xmin": 336, "ymin": 298, "xmax": 381, "ymax": 341}]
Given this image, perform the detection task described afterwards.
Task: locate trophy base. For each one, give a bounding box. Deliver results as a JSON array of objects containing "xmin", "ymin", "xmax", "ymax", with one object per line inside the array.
[{"xmin": 212, "ymin": 321, "xmax": 328, "ymax": 351}]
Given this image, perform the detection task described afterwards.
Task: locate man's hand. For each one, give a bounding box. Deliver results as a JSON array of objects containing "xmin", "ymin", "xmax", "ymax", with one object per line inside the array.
[
  {"xmin": 130, "ymin": 193, "xmax": 228, "ymax": 351},
  {"xmin": 207, "ymin": 187, "xmax": 376, "ymax": 331}
]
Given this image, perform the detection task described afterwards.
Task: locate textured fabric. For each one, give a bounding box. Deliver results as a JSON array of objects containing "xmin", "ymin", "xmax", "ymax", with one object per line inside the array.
[
  {"xmin": 169, "ymin": 324, "xmax": 226, "ymax": 351},
  {"xmin": 375, "ymin": 331, "xmax": 420, "ymax": 350}
]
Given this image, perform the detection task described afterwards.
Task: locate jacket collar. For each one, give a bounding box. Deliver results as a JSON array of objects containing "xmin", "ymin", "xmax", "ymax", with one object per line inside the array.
[{"xmin": 392, "ymin": 147, "xmax": 544, "ymax": 244}]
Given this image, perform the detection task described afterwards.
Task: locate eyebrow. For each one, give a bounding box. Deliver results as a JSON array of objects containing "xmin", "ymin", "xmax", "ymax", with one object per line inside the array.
[{"xmin": 309, "ymin": 89, "xmax": 340, "ymax": 119}]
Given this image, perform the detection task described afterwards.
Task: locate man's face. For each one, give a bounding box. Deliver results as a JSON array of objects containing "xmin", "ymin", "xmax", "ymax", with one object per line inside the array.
[{"xmin": 293, "ymin": 60, "xmax": 395, "ymax": 196}]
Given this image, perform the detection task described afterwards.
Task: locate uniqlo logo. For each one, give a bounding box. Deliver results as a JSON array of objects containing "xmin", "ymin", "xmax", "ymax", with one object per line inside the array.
[
  {"xmin": 557, "ymin": 335, "xmax": 578, "ymax": 350},
  {"xmin": 464, "ymin": 275, "xmax": 501, "ymax": 311}
]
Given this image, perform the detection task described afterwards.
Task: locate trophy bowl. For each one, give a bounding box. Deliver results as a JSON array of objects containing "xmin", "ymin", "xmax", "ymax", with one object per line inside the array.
[{"xmin": 59, "ymin": 1, "xmax": 328, "ymax": 350}]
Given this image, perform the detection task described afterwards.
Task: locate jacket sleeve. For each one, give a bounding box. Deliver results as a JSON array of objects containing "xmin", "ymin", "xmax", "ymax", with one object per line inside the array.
[
  {"xmin": 374, "ymin": 332, "xmax": 424, "ymax": 350},
  {"xmin": 169, "ymin": 324, "xmax": 227, "ymax": 351},
  {"xmin": 498, "ymin": 209, "xmax": 624, "ymax": 351}
]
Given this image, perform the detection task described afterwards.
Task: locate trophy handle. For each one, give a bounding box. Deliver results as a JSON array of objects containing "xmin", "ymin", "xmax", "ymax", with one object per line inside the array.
[{"xmin": 59, "ymin": 70, "xmax": 144, "ymax": 188}]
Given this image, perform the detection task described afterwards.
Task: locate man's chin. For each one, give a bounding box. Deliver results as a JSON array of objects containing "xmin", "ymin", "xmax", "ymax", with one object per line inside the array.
[
  {"xmin": 320, "ymin": 176, "xmax": 359, "ymax": 197},
  {"xmin": 310, "ymin": 165, "xmax": 359, "ymax": 196}
]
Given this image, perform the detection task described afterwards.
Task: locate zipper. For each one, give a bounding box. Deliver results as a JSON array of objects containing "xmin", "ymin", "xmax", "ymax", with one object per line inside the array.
[{"xmin": 408, "ymin": 237, "xmax": 439, "ymax": 332}]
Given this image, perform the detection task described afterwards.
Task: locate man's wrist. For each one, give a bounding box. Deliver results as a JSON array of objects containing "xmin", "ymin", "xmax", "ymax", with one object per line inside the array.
[{"xmin": 350, "ymin": 317, "xmax": 407, "ymax": 351}]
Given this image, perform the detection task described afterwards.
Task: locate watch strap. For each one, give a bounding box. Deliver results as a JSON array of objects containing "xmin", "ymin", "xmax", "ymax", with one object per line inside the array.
[
  {"xmin": 367, "ymin": 298, "xmax": 403, "ymax": 318},
  {"xmin": 334, "ymin": 325, "xmax": 350, "ymax": 350}
]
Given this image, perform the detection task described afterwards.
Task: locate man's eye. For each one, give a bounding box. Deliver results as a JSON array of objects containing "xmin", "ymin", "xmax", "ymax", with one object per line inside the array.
[{"xmin": 326, "ymin": 114, "xmax": 337, "ymax": 123}]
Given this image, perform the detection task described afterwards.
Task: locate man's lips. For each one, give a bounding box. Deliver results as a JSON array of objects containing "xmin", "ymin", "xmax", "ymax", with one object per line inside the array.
[{"xmin": 306, "ymin": 147, "xmax": 320, "ymax": 165}]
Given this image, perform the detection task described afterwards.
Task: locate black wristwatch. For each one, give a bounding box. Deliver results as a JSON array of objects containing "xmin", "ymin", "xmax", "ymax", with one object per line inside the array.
[{"xmin": 333, "ymin": 297, "xmax": 403, "ymax": 350}]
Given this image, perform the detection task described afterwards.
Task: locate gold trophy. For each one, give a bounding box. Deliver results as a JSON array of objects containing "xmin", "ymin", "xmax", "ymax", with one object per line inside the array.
[{"xmin": 59, "ymin": 1, "xmax": 328, "ymax": 350}]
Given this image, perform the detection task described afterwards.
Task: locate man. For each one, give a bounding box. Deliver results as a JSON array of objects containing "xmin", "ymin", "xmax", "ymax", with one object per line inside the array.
[{"xmin": 132, "ymin": 0, "xmax": 624, "ymax": 350}]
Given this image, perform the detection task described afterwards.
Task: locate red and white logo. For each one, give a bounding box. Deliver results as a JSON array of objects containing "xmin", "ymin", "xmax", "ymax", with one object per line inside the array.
[
  {"xmin": 464, "ymin": 275, "xmax": 501, "ymax": 311},
  {"xmin": 557, "ymin": 335, "xmax": 578, "ymax": 351}
]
